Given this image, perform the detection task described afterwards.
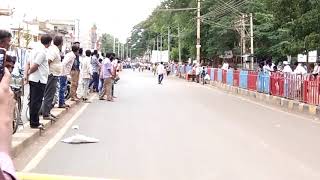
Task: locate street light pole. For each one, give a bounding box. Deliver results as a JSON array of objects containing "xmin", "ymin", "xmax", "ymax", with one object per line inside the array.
[
  {"xmin": 113, "ymin": 36, "xmax": 116, "ymax": 53},
  {"xmin": 196, "ymin": 0, "xmax": 201, "ymax": 64},
  {"xmin": 168, "ymin": 27, "xmax": 170, "ymax": 62},
  {"xmin": 178, "ymin": 24, "xmax": 181, "ymax": 63},
  {"xmin": 250, "ymin": 13, "xmax": 254, "ymax": 69},
  {"xmin": 117, "ymin": 41, "xmax": 120, "ymax": 57}
]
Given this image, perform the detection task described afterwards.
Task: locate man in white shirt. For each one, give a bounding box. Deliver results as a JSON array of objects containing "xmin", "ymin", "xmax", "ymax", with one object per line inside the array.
[
  {"xmin": 195, "ymin": 64, "xmax": 201, "ymax": 83},
  {"xmin": 79, "ymin": 50, "xmax": 93, "ymax": 102},
  {"xmin": 157, "ymin": 62, "xmax": 165, "ymax": 84},
  {"xmin": 282, "ymin": 61, "xmax": 292, "ymax": 73},
  {"xmin": 221, "ymin": 62, "xmax": 229, "ymax": 71},
  {"xmin": 294, "ymin": 63, "xmax": 307, "ymax": 75},
  {"xmin": 26, "ymin": 34, "xmax": 52, "ymax": 129},
  {"xmin": 41, "ymin": 36, "xmax": 63, "ymax": 120},
  {"xmin": 99, "ymin": 53, "xmax": 114, "ymax": 101},
  {"xmin": 263, "ymin": 60, "xmax": 273, "ymax": 74},
  {"xmin": 58, "ymin": 45, "xmax": 79, "ymax": 108}
]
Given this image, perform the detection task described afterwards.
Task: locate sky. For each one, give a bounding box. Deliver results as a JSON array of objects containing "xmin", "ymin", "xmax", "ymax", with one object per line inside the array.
[{"xmin": 4, "ymin": 0, "xmax": 161, "ymax": 42}]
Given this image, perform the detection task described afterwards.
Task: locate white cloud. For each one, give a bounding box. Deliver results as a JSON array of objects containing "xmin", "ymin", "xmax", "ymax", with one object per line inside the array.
[{"xmin": 9, "ymin": 0, "xmax": 161, "ymax": 42}]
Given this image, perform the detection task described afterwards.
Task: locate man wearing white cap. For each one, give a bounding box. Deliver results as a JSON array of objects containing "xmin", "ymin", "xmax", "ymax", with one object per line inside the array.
[{"xmin": 282, "ymin": 61, "xmax": 292, "ymax": 73}]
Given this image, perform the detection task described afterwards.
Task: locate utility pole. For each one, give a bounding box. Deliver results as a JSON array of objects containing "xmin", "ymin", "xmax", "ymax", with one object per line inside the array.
[
  {"xmin": 117, "ymin": 41, "xmax": 120, "ymax": 57},
  {"xmin": 130, "ymin": 48, "xmax": 132, "ymax": 59},
  {"xmin": 157, "ymin": 35, "xmax": 159, "ymax": 62},
  {"xmin": 160, "ymin": 33, "xmax": 163, "ymax": 62},
  {"xmin": 168, "ymin": 27, "xmax": 170, "ymax": 62},
  {"xmin": 126, "ymin": 43, "xmax": 129, "ymax": 59},
  {"xmin": 196, "ymin": 0, "xmax": 201, "ymax": 64},
  {"xmin": 122, "ymin": 44, "xmax": 125, "ymax": 59},
  {"xmin": 241, "ymin": 14, "xmax": 246, "ymax": 67},
  {"xmin": 250, "ymin": 13, "xmax": 254, "ymax": 69},
  {"xmin": 113, "ymin": 37, "xmax": 116, "ymax": 53},
  {"xmin": 76, "ymin": 19, "xmax": 80, "ymax": 42},
  {"xmin": 178, "ymin": 24, "xmax": 181, "ymax": 63}
]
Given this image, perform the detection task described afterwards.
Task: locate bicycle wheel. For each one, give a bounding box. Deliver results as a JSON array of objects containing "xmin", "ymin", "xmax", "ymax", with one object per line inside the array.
[
  {"xmin": 25, "ymin": 105, "xmax": 30, "ymax": 121},
  {"xmin": 12, "ymin": 102, "xmax": 20, "ymax": 134}
]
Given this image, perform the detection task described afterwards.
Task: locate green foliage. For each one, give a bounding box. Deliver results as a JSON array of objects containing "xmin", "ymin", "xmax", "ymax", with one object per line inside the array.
[
  {"xmin": 101, "ymin": 33, "xmax": 115, "ymax": 54},
  {"xmin": 129, "ymin": 0, "xmax": 320, "ymax": 62}
]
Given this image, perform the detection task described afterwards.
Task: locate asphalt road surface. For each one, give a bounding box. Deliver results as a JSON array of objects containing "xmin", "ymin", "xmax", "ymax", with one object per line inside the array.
[{"xmin": 29, "ymin": 69, "xmax": 320, "ymax": 180}]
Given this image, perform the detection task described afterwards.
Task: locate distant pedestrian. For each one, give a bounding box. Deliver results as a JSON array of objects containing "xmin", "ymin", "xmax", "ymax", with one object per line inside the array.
[
  {"xmin": 157, "ymin": 62, "xmax": 165, "ymax": 84},
  {"xmin": 293, "ymin": 62, "xmax": 307, "ymax": 75},
  {"xmin": 166, "ymin": 65, "xmax": 171, "ymax": 76},
  {"xmin": 282, "ymin": 61, "xmax": 292, "ymax": 73},
  {"xmin": 111, "ymin": 54, "xmax": 117, "ymax": 98},
  {"xmin": 89, "ymin": 50, "xmax": 100, "ymax": 92},
  {"xmin": 99, "ymin": 53, "xmax": 114, "ymax": 101},
  {"xmin": 41, "ymin": 36, "xmax": 63, "ymax": 120},
  {"xmin": 79, "ymin": 50, "xmax": 92, "ymax": 102},
  {"xmin": 59, "ymin": 45, "xmax": 79, "ymax": 108},
  {"xmin": 26, "ymin": 34, "xmax": 52, "ymax": 129},
  {"xmin": 98, "ymin": 54, "xmax": 104, "ymax": 94},
  {"xmin": 70, "ymin": 46, "xmax": 82, "ymax": 101}
]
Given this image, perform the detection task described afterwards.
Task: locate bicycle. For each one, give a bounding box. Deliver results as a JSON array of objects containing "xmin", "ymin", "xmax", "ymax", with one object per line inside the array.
[{"xmin": 11, "ymin": 74, "xmax": 23, "ymax": 134}]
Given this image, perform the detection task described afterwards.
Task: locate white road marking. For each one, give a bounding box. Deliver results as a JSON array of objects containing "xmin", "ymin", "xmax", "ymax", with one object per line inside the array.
[
  {"xmin": 200, "ymin": 85, "xmax": 320, "ymax": 124},
  {"xmin": 22, "ymin": 95, "xmax": 96, "ymax": 172}
]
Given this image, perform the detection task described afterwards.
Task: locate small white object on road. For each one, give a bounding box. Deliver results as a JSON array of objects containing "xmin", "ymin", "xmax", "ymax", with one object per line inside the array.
[
  {"xmin": 61, "ymin": 134, "xmax": 99, "ymax": 144},
  {"xmin": 72, "ymin": 125, "xmax": 79, "ymax": 130}
]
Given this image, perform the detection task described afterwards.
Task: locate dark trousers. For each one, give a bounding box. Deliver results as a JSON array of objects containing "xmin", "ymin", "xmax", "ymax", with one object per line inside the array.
[
  {"xmin": 89, "ymin": 72, "xmax": 99, "ymax": 92},
  {"xmin": 158, "ymin": 74, "xmax": 164, "ymax": 84},
  {"xmin": 59, "ymin": 76, "xmax": 67, "ymax": 106},
  {"xmin": 112, "ymin": 81, "xmax": 114, "ymax": 96},
  {"xmin": 41, "ymin": 74, "xmax": 58, "ymax": 116},
  {"xmin": 29, "ymin": 81, "xmax": 46, "ymax": 127}
]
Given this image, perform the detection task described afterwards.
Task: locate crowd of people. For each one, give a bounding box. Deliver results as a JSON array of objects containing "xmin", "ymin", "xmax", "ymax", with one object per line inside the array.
[
  {"xmin": 0, "ymin": 29, "xmax": 125, "ymax": 180},
  {"xmin": 1, "ymin": 30, "xmax": 123, "ymax": 130}
]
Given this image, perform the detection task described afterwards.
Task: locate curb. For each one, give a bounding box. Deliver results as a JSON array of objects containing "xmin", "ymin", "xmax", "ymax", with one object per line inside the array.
[
  {"xmin": 177, "ymin": 76, "xmax": 320, "ymax": 117},
  {"xmin": 11, "ymin": 100, "xmax": 79, "ymax": 157},
  {"xmin": 211, "ymin": 81, "xmax": 319, "ymax": 117}
]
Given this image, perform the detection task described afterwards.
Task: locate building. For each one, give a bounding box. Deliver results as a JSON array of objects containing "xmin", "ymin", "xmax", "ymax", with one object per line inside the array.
[{"xmin": 49, "ymin": 19, "xmax": 76, "ymax": 51}]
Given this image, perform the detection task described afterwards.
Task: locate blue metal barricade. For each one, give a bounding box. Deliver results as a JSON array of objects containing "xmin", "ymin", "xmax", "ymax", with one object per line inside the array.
[
  {"xmin": 185, "ymin": 65, "xmax": 192, "ymax": 74},
  {"xmin": 210, "ymin": 68, "xmax": 215, "ymax": 82},
  {"xmin": 218, "ymin": 69, "xmax": 222, "ymax": 82},
  {"xmin": 257, "ymin": 72, "xmax": 270, "ymax": 94},
  {"xmin": 227, "ymin": 70, "xmax": 233, "ymax": 86},
  {"xmin": 239, "ymin": 70, "xmax": 248, "ymax": 89}
]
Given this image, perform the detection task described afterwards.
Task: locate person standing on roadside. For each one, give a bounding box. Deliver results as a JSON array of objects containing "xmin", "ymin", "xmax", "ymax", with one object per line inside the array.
[
  {"xmin": 89, "ymin": 50, "xmax": 100, "ymax": 92},
  {"xmin": 70, "ymin": 45, "xmax": 81, "ymax": 101},
  {"xmin": 282, "ymin": 61, "xmax": 292, "ymax": 73},
  {"xmin": 157, "ymin": 62, "xmax": 165, "ymax": 84},
  {"xmin": 26, "ymin": 34, "xmax": 52, "ymax": 129},
  {"xmin": 58, "ymin": 45, "xmax": 79, "ymax": 108},
  {"xmin": 40, "ymin": 36, "xmax": 63, "ymax": 120},
  {"xmin": 0, "ymin": 30, "xmax": 15, "ymax": 72},
  {"xmin": 0, "ymin": 30, "xmax": 17, "ymax": 180},
  {"xmin": 99, "ymin": 53, "xmax": 114, "ymax": 101},
  {"xmin": 0, "ymin": 68, "xmax": 17, "ymax": 180},
  {"xmin": 111, "ymin": 55, "xmax": 118, "ymax": 98},
  {"xmin": 79, "ymin": 50, "xmax": 92, "ymax": 102}
]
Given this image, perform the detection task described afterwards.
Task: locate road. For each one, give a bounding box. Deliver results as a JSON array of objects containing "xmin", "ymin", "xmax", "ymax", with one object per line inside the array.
[{"xmin": 26, "ymin": 69, "xmax": 320, "ymax": 180}]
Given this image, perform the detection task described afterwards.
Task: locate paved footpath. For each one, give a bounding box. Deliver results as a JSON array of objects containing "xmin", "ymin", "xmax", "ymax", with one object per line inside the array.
[{"xmin": 23, "ymin": 70, "xmax": 320, "ymax": 180}]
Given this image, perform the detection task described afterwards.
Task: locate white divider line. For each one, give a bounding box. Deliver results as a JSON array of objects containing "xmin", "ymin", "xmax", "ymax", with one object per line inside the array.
[{"xmin": 22, "ymin": 95, "xmax": 96, "ymax": 172}]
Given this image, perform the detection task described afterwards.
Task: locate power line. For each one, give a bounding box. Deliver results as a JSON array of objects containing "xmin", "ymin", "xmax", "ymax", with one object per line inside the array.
[
  {"xmin": 215, "ymin": 0, "xmax": 245, "ymax": 15},
  {"xmin": 157, "ymin": 7, "xmax": 197, "ymax": 12},
  {"xmin": 202, "ymin": 20, "xmax": 234, "ymax": 29},
  {"xmin": 202, "ymin": 0, "xmax": 247, "ymax": 19}
]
